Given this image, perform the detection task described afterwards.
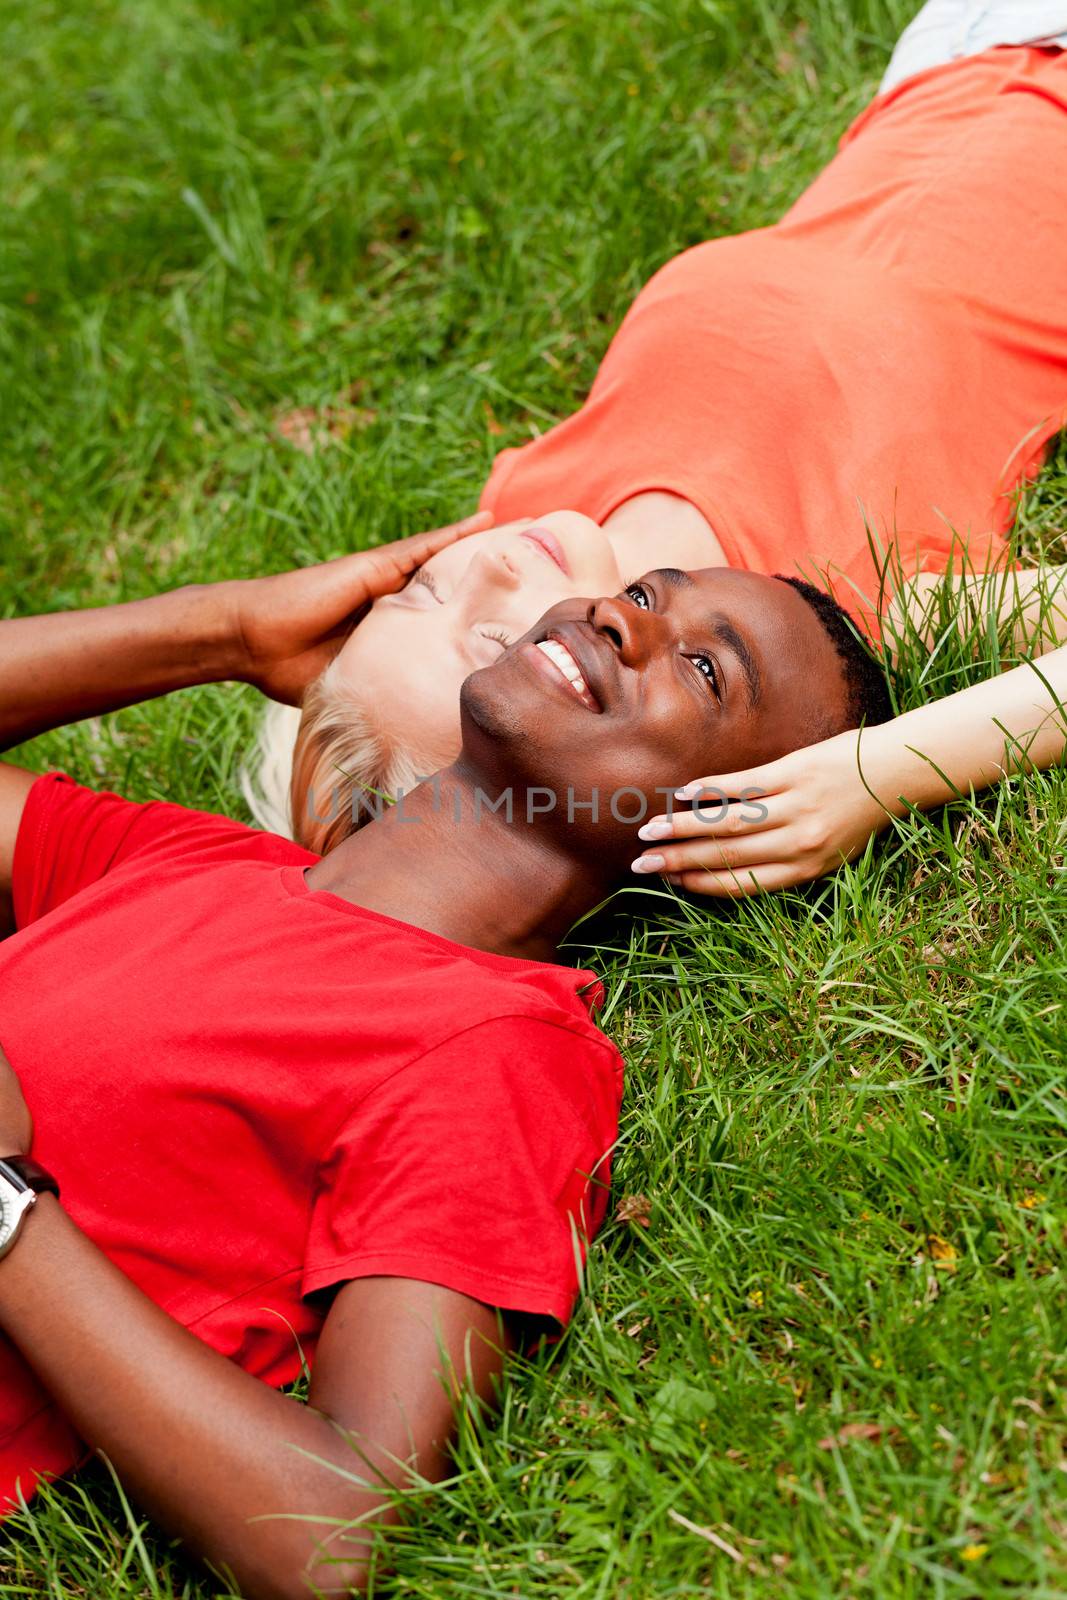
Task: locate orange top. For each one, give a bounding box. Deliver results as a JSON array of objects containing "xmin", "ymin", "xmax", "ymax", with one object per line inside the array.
[{"xmin": 481, "ymin": 47, "xmax": 1067, "ymax": 634}]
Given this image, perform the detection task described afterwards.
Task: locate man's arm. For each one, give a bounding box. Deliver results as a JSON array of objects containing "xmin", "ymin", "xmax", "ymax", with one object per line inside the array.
[
  {"xmin": 0, "ymin": 513, "xmax": 494, "ymax": 757},
  {"xmin": 0, "ymin": 586, "xmax": 240, "ymax": 937},
  {"xmin": 0, "ymin": 512, "xmax": 491, "ymax": 931},
  {"xmin": 0, "ymin": 767, "xmax": 37, "ymax": 936},
  {"xmin": 0, "ymin": 1192, "xmax": 507, "ymax": 1600},
  {"xmin": 0, "ymin": 588, "xmax": 241, "ymax": 756}
]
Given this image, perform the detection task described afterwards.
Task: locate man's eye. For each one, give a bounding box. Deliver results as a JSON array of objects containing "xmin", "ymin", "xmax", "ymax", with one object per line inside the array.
[
  {"xmin": 692, "ymin": 654, "xmax": 721, "ymax": 699},
  {"xmin": 624, "ymin": 583, "xmax": 650, "ymax": 609}
]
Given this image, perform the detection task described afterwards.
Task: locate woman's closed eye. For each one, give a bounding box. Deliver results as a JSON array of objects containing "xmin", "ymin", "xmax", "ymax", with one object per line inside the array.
[
  {"xmin": 410, "ymin": 569, "xmax": 510, "ymax": 661},
  {"xmin": 469, "ymin": 624, "xmax": 513, "ymax": 667},
  {"xmin": 622, "ymin": 582, "xmax": 722, "ymax": 702}
]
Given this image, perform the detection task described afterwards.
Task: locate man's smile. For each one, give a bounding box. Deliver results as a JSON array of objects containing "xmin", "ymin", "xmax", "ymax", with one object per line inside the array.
[{"xmin": 523, "ymin": 634, "xmax": 603, "ymax": 713}]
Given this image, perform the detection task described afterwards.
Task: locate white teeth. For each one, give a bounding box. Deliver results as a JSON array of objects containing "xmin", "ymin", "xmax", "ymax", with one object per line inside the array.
[{"xmin": 536, "ymin": 638, "xmax": 591, "ymax": 702}]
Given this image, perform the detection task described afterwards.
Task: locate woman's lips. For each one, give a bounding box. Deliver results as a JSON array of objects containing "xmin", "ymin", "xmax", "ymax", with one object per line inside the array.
[{"xmin": 521, "ymin": 526, "xmax": 571, "ymax": 577}]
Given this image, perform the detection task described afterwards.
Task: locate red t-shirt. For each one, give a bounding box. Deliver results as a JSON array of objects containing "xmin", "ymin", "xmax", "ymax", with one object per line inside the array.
[
  {"xmin": 0, "ymin": 773, "xmax": 622, "ymax": 1510},
  {"xmin": 481, "ymin": 47, "xmax": 1067, "ymax": 635}
]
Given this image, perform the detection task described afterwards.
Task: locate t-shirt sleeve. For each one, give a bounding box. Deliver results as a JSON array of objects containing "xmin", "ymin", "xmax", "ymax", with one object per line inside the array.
[
  {"xmin": 11, "ymin": 771, "xmax": 260, "ymax": 930},
  {"xmin": 302, "ymin": 1015, "xmax": 623, "ymax": 1325}
]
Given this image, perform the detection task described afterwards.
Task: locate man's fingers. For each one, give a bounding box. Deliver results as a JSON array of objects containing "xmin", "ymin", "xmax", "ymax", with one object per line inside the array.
[
  {"xmin": 391, "ymin": 510, "xmax": 494, "ymax": 569},
  {"xmin": 346, "ymin": 511, "xmax": 494, "ymax": 604}
]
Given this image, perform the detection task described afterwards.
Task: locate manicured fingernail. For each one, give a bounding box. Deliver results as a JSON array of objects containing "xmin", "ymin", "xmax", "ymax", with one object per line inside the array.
[
  {"xmin": 675, "ymin": 784, "xmax": 697, "ymax": 800},
  {"xmin": 637, "ymin": 819, "xmax": 671, "ymax": 841},
  {"xmin": 631, "ymin": 854, "xmax": 666, "ymax": 875}
]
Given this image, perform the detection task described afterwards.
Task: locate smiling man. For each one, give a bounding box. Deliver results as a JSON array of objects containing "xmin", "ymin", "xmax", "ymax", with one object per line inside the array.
[{"xmin": 0, "ymin": 557, "xmax": 888, "ymax": 1598}]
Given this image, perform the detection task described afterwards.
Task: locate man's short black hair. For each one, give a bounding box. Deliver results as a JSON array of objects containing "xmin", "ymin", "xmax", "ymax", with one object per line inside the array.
[{"xmin": 776, "ymin": 574, "xmax": 894, "ymax": 734}]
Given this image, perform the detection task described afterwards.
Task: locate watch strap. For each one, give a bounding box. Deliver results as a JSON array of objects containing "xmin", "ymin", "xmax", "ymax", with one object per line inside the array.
[{"xmin": 0, "ymin": 1155, "xmax": 60, "ymax": 1199}]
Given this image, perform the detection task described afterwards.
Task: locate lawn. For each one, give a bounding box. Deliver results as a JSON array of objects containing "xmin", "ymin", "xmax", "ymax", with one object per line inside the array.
[{"xmin": 1, "ymin": 1, "xmax": 1065, "ymax": 1595}]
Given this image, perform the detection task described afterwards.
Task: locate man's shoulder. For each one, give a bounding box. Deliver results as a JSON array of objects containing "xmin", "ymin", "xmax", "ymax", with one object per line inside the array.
[
  {"xmin": 401, "ymin": 952, "xmax": 617, "ymax": 1061},
  {"xmin": 25, "ymin": 771, "xmax": 303, "ymax": 856},
  {"xmin": 403, "ymin": 1003, "xmax": 623, "ymax": 1107},
  {"xmin": 357, "ymin": 1005, "xmax": 623, "ymax": 1162},
  {"xmin": 12, "ymin": 770, "xmax": 313, "ymax": 930}
]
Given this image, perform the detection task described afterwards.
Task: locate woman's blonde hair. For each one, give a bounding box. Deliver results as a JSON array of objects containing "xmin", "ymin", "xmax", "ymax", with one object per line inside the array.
[{"xmin": 242, "ymin": 657, "xmax": 431, "ymax": 856}]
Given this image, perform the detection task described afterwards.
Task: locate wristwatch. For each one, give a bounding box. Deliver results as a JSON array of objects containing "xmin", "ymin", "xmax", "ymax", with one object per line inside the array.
[{"xmin": 0, "ymin": 1156, "xmax": 60, "ymax": 1261}]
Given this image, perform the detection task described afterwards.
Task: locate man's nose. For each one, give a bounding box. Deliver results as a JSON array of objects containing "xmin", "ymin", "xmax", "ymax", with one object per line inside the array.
[{"xmin": 587, "ymin": 594, "xmax": 659, "ymax": 666}]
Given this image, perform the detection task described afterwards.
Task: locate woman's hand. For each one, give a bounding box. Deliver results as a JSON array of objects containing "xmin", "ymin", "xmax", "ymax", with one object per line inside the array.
[
  {"xmin": 630, "ymin": 727, "xmax": 900, "ymax": 897},
  {"xmin": 230, "ymin": 510, "xmax": 493, "ymax": 704},
  {"xmin": 0, "ymin": 1043, "xmax": 32, "ymax": 1156}
]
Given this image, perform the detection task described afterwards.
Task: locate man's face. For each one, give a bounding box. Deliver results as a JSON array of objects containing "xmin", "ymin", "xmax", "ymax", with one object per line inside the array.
[{"xmin": 459, "ymin": 566, "xmax": 851, "ymax": 865}]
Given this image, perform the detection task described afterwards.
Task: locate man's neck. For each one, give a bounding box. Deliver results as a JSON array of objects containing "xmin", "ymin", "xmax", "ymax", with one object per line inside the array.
[{"xmin": 304, "ymin": 765, "xmax": 612, "ymax": 963}]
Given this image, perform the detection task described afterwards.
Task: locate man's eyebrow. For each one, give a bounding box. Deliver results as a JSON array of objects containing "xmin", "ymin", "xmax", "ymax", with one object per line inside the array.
[
  {"xmin": 654, "ymin": 566, "xmax": 695, "ymax": 591},
  {"xmin": 650, "ymin": 572, "xmax": 762, "ymax": 707},
  {"xmin": 709, "ymin": 613, "xmax": 762, "ymax": 708}
]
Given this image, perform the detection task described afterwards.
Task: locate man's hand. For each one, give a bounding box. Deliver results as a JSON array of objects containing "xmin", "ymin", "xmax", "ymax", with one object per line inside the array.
[
  {"xmin": 0, "ymin": 1043, "xmax": 32, "ymax": 1156},
  {"xmin": 230, "ymin": 511, "xmax": 493, "ymax": 705}
]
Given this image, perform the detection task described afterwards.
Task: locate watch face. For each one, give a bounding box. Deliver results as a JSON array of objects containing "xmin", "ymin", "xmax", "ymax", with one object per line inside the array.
[{"xmin": 0, "ymin": 1187, "xmax": 13, "ymax": 1251}]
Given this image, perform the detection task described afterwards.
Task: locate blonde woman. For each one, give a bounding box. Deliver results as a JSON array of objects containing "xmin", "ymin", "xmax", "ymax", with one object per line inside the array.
[{"xmin": 248, "ymin": 8, "xmax": 1067, "ymax": 885}]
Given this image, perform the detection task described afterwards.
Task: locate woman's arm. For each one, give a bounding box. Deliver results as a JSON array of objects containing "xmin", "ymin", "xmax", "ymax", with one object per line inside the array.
[
  {"xmin": 631, "ymin": 644, "xmax": 1067, "ymax": 895},
  {"xmin": 894, "ymin": 563, "xmax": 1067, "ymax": 655},
  {"xmin": 0, "ymin": 1177, "xmax": 506, "ymax": 1600}
]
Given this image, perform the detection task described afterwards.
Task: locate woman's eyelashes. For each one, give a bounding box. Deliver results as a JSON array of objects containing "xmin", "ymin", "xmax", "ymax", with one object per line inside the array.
[
  {"xmin": 412, "ymin": 568, "xmax": 443, "ymax": 601},
  {"xmin": 622, "ymin": 583, "xmax": 722, "ymax": 701}
]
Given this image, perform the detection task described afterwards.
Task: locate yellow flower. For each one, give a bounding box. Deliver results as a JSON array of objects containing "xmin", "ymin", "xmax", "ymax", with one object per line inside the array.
[
  {"xmin": 961, "ymin": 1544, "xmax": 988, "ymax": 1563},
  {"xmin": 747, "ymin": 1289, "xmax": 764, "ymax": 1309},
  {"xmin": 927, "ymin": 1234, "xmax": 957, "ymax": 1267}
]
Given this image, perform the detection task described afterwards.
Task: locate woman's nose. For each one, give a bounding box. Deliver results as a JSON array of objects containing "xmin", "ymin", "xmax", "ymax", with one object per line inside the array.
[{"xmin": 468, "ymin": 547, "xmax": 522, "ymax": 590}]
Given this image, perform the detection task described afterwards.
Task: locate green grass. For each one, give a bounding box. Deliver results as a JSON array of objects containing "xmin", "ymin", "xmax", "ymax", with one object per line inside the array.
[{"xmin": 2, "ymin": 1, "xmax": 1065, "ymax": 1595}]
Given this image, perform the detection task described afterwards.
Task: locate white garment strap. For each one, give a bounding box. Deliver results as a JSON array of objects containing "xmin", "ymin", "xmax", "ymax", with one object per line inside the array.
[{"xmin": 881, "ymin": 1, "xmax": 1067, "ymax": 94}]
